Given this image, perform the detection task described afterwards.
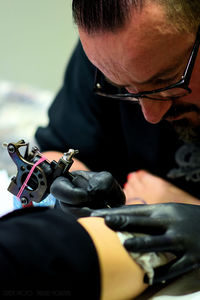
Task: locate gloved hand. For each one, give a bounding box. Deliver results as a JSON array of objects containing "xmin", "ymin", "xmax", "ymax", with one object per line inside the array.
[
  {"xmin": 50, "ymin": 170, "xmax": 125, "ymax": 218},
  {"xmin": 92, "ymin": 203, "xmax": 200, "ymax": 284}
]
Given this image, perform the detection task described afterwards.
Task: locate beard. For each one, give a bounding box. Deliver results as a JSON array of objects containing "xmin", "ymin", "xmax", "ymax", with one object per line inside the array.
[
  {"xmin": 163, "ymin": 103, "xmax": 200, "ymax": 143},
  {"xmin": 171, "ymin": 119, "xmax": 200, "ymax": 143}
]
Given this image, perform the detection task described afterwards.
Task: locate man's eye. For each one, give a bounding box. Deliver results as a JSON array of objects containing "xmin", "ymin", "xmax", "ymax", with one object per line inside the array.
[
  {"xmin": 112, "ymin": 82, "xmax": 125, "ymax": 89},
  {"xmin": 155, "ymin": 78, "xmax": 172, "ymax": 85},
  {"xmin": 155, "ymin": 74, "xmax": 179, "ymax": 86}
]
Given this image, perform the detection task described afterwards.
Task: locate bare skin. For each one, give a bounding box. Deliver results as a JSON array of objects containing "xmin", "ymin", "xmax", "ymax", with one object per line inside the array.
[
  {"xmin": 42, "ymin": 151, "xmax": 90, "ymax": 171},
  {"xmin": 124, "ymin": 170, "xmax": 200, "ymax": 206}
]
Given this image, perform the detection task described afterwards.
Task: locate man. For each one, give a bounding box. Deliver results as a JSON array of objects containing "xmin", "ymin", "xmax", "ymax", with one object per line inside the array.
[
  {"xmin": 36, "ymin": 0, "xmax": 200, "ymax": 198},
  {"xmin": 35, "ymin": 0, "xmax": 200, "ymax": 284}
]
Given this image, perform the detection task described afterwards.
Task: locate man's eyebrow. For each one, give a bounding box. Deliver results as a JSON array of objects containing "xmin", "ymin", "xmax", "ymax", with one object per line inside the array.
[
  {"xmin": 105, "ymin": 47, "xmax": 192, "ymax": 87},
  {"xmin": 105, "ymin": 64, "xmax": 179, "ymax": 87},
  {"xmin": 104, "ymin": 76, "xmax": 125, "ymax": 88},
  {"xmin": 104, "ymin": 64, "xmax": 180, "ymax": 87},
  {"xmin": 139, "ymin": 63, "xmax": 181, "ymax": 85}
]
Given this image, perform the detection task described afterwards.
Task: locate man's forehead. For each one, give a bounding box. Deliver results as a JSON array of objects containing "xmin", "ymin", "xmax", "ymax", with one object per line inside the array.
[
  {"xmin": 79, "ymin": 2, "xmax": 194, "ymax": 84},
  {"xmin": 81, "ymin": 32, "xmax": 193, "ymax": 86}
]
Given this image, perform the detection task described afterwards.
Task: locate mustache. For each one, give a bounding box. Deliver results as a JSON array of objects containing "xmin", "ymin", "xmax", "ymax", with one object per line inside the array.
[{"xmin": 163, "ymin": 104, "xmax": 200, "ymax": 120}]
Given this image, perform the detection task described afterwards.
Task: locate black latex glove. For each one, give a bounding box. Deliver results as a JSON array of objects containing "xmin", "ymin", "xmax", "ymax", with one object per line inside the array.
[
  {"xmin": 50, "ymin": 170, "xmax": 125, "ymax": 218},
  {"xmin": 92, "ymin": 203, "xmax": 200, "ymax": 284}
]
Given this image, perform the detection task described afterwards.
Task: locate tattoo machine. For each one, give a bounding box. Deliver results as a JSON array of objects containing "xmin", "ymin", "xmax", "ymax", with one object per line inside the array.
[{"xmin": 3, "ymin": 139, "xmax": 79, "ymax": 207}]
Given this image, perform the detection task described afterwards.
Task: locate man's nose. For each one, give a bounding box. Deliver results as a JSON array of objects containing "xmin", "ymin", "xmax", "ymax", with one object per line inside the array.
[{"xmin": 139, "ymin": 98, "xmax": 172, "ymax": 124}]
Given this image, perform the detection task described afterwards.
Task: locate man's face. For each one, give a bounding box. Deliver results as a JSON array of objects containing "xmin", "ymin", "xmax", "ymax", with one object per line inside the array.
[{"xmin": 79, "ymin": 2, "xmax": 200, "ymax": 142}]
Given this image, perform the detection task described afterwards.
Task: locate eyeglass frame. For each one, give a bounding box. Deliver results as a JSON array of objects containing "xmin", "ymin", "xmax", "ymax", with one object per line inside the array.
[{"xmin": 93, "ymin": 25, "xmax": 200, "ymax": 102}]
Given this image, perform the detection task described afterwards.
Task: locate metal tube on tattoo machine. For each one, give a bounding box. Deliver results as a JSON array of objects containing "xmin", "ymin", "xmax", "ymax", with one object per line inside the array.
[{"xmin": 3, "ymin": 139, "xmax": 79, "ymax": 206}]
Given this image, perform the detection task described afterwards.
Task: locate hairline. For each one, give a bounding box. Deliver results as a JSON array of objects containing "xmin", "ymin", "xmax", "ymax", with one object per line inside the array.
[{"xmin": 72, "ymin": 0, "xmax": 200, "ymax": 35}]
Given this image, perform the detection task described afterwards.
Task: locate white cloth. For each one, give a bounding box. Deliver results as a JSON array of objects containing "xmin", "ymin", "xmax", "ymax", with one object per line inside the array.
[
  {"xmin": 152, "ymin": 291, "xmax": 200, "ymax": 300},
  {"xmin": 117, "ymin": 232, "xmax": 200, "ymax": 300},
  {"xmin": 117, "ymin": 232, "xmax": 171, "ymax": 285},
  {"xmin": 0, "ymin": 170, "xmax": 14, "ymax": 216}
]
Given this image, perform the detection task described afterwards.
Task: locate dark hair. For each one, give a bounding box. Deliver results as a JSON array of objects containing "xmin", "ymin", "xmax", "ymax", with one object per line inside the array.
[
  {"xmin": 72, "ymin": 0, "xmax": 200, "ymax": 34},
  {"xmin": 72, "ymin": 0, "xmax": 143, "ymax": 33}
]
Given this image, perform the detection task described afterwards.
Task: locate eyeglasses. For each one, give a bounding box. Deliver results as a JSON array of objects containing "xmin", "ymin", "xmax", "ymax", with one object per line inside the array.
[{"xmin": 93, "ymin": 26, "xmax": 200, "ymax": 102}]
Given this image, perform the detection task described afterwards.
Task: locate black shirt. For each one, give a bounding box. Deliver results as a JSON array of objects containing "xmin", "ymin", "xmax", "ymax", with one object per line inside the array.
[
  {"xmin": 35, "ymin": 41, "xmax": 200, "ymax": 199},
  {"xmin": 0, "ymin": 206, "xmax": 100, "ymax": 299}
]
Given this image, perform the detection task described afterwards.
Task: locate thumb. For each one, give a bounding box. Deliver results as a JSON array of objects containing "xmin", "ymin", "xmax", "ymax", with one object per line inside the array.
[{"xmin": 50, "ymin": 176, "xmax": 88, "ymax": 205}]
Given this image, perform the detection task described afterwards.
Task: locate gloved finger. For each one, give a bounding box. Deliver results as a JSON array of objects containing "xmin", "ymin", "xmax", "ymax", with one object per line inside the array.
[
  {"xmin": 104, "ymin": 215, "xmax": 167, "ymax": 233},
  {"xmin": 152, "ymin": 256, "xmax": 198, "ymax": 284},
  {"xmin": 71, "ymin": 170, "xmax": 115, "ymax": 192},
  {"xmin": 124, "ymin": 235, "xmax": 176, "ymax": 252},
  {"xmin": 71, "ymin": 173, "xmax": 89, "ymax": 189},
  {"xmin": 71, "ymin": 170, "xmax": 97, "ymax": 186},
  {"xmin": 50, "ymin": 176, "xmax": 88, "ymax": 205},
  {"xmin": 59, "ymin": 201, "xmax": 93, "ymax": 218},
  {"xmin": 88, "ymin": 171, "xmax": 126, "ymax": 207},
  {"xmin": 87, "ymin": 171, "xmax": 115, "ymax": 193},
  {"xmin": 91, "ymin": 204, "xmax": 147, "ymax": 217},
  {"xmin": 72, "ymin": 171, "xmax": 125, "ymax": 207}
]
